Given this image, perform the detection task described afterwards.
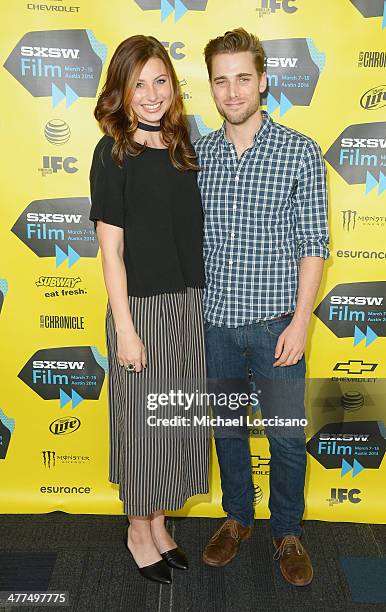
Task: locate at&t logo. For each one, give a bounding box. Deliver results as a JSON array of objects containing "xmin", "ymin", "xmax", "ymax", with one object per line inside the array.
[{"xmin": 44, "ymin": 119, "xmax": 71, "ymax": 145}]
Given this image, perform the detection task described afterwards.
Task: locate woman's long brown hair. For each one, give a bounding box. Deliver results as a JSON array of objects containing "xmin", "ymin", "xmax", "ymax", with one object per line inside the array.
[{"xmin": 94, "ymin": 35, "xmax": 198, "ymax": 171}]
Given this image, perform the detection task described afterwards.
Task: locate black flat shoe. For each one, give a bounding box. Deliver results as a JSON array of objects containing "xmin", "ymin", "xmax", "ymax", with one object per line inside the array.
[
  {"xmin": 161, "ymin": 547, "xmax": 189, "ymax": 570},
  {"xmin": 123, "ymin": 537, "xmax": 172, "ymax": 584}
]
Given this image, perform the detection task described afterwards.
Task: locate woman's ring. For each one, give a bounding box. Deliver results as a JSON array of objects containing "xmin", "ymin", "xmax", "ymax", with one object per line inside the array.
[{"xmin": 125, "ymin": 363, "xmax": 136, "ymax": 373}]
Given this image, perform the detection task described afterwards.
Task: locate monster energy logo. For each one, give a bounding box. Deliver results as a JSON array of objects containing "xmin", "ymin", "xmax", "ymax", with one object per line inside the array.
[
  {"xmin": 341, "ymin": 209, "xmax": 357, "ymax": 231},
  {"xmin": 42, "ymin": 450, "xmax": 56, "ymax": 468}
]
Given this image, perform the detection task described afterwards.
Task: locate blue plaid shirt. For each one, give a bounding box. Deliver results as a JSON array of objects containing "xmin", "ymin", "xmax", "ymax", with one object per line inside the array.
[{"xmin": 195, "ymin": 111, "xmax": 329, "ymax": 328}]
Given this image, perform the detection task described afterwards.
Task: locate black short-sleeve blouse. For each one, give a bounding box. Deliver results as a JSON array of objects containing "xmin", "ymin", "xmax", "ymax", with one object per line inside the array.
[{"xmin": 89, "ymin": 135, "xmax": 205, "ymax": 297}]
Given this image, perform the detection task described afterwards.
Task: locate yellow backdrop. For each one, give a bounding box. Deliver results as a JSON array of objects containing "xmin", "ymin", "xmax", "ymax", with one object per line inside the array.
[{"xmin": 1, "ymin": 0, "xmax": 385, "ymax": 523}]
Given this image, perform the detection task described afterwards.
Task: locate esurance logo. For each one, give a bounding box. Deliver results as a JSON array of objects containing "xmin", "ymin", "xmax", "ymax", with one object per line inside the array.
[
  {"xmin": 307, "ymin": 421, "xmax": 385, "ymax": 476},
  {"xmin": 3, "ymin": 30, "xmax": 106, "ymax": 107},
  {"xmin": 314, "ymin": 281, "xmax": 386, "ymax": 347},
  {"xmin": 133, "ymin": 0, "xmax": 208, "ymax": 22},
  {"xmin": 261, "ymin": 38, "xmax": 325, "ymax": 116},
  {"xmin": 18, "ymin": 346, "xmax": 108, "ymax": 408},
  {"xmin": 360, "ymin": 86, "xmax": 386, "ymax": 110},
  {"xmin": 350, "ymin": 0, "xmax": 386, "ymax": 29},
  {"xmin": 324, "ymin": 123, "xmax": 386, "ymax": 195},
  {"xmin": 11, "ymin": 198, "xmax": 98, "ymax": 267}
]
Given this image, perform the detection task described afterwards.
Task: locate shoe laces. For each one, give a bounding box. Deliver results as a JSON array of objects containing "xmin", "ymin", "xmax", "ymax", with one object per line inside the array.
[
  {"xmin": 273, "ymin": 535, "xmax": 304, "ymax": 560},
  {"xmin": 211, "ymin": 520, "xmax": 240, "ymax": 542}
]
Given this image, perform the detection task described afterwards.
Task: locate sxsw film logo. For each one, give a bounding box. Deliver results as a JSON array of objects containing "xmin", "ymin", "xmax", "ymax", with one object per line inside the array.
[
  {"xmin": 326, "ymin": 488, "xmax": 361, "ymax": 506},
  {"xmin": 3, "ymin": 30, "xmax": 106, "ymax": 107},
  {"xmin": 44, "ymin": 119, "xmax": 71, "ymax": 145},
  {"xmin": 334, "ymin": 360, "xmax": 378, "ymax": 375},
  {"xmin": 50, "ymin": 416, "xmax": 81, "ymax": 436},
  {"xmin": 340, "ymin": 209, "xmax": 386, "ymax": 232},
  {"xmin": 187, "ymin": 115, "xmax": 212, "ymax": 143},
  {"xmin": 307, "ymin": 421, "xmax": 386, "ymax": 478},
  {"xmin": 133, "ymin": 0, "xmax": 208, "ymax": 22},
  {"xmin": 360, "ymin": 86, "xmax": 386, "ymax": 110},
  {"xmin": 324, "ymin": 123, "xmax": 386, "ymax": 195},
  {"xmin": 257, "ymin": 0, "xmax": 297, "ymax": 17},
  {"xmin": 18, "ymin": 346, "xmax": 108, "ymax": 408},
  {"xmin": 0, "ymin": 279, "xmax": 9, "ymax": 315},
  {"xmin": 261, "ymin": 38, "xmax": 325, "ymax": 116},
  {"xmin": 0, "ymin": 408, "xmax": 15, "ymax": 460},
  {"xmin": 11, "ymin": 198, "xmax": 98, "ymax": 268},
  {"xmin": 350, "ymin": 0, "xmax": 386, "ymax": 29},
  {"xmin": 39, "ymin": 156, "xmax": 78, "ymax": 176},
  {"xmin": 314, "ymin": 281, "xmax": 386, "ymax": 347}
]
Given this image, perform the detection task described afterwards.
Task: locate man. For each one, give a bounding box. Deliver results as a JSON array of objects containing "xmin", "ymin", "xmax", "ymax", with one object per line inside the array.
[{"xmin": 194, "ymin": 28, "xmax": 329, "ymax": 587}]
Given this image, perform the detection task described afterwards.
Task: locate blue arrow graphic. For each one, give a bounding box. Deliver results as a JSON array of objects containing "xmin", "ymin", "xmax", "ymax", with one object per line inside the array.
[
  {"xmin": 279, "ymin": 92, "xmax": 293, "ymax": 116},
  {"xmin": 267, "ymin": 92, "xmax": 280, "ymax": 115},
  {"xmin": 60, "ymin": 388, "xmax": 72, "ymax": 408},
  {"xmin": 56, "ymin": 245, "xmax": 80, "ymax": 268}
]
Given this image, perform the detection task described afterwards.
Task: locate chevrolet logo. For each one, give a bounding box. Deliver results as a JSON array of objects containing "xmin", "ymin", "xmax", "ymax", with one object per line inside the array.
[
  {"xmin": 251, "ymin": 455, "xmax": 270, "ymax": 468},
  {"xmin": 333, "ymin": 360, "xmax": 378, "ymax": 374}
]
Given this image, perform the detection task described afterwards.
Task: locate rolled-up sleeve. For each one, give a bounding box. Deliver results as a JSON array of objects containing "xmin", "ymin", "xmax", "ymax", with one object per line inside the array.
[
  {"xmin": 89, "ymin": 136, "xmax": 126, "ymax": 230},
  {"xmin": 293, "ymin": 140, "xmax": 329, "ymax": 260}
]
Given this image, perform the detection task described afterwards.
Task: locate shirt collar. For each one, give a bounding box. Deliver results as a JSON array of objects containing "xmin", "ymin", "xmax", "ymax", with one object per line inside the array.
[{"xmin": 218, "ymin": 110, "xmax": 272, "ymax": 149}]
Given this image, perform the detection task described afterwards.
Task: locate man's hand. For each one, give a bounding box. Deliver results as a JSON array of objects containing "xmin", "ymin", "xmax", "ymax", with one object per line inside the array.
[{"xmin": 273, "ymin": 319, "xmax": 308, "ymax": 367}]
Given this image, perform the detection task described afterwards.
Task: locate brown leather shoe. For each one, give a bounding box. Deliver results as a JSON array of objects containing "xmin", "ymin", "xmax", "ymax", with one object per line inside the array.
[
  {"xmin": 273, "ymin": 535, "xmax": 313, "ymax": 586},
  {"xmin": 203, "ymin": 519, "xmax": 253, "ymax": 567}
]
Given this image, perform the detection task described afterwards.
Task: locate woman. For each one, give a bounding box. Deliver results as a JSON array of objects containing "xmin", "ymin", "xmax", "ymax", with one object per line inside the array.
[{"xmin": 89, "ymin": 35, "xmax": 209, "ymax": 584}]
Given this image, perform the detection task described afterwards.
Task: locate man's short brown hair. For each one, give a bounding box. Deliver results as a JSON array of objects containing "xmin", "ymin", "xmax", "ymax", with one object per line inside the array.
[{"xmin": 204, "ymin": 28, "xmax": 265, "ymax": 79}]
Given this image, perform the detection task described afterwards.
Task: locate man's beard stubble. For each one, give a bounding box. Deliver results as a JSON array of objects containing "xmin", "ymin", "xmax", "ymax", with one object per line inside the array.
[{"xmin": 215, "ymin": 94, "xmax": 261, "ymax": 126}]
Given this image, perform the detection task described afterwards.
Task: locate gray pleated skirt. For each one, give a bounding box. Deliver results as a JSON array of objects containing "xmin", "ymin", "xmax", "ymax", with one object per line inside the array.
[{"xmin": 105, "ymin": 287, "xmax": 209, "ymax": 516}]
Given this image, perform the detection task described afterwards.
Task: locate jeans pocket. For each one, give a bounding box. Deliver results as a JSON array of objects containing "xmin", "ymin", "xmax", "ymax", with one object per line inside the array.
[
  {"xmin": 204, "ymin": 319, "xmax": 214, "ymax": 333},
  {"xmin": 265, "ymin": 315, "xmax": 292, "ymax": 337}
]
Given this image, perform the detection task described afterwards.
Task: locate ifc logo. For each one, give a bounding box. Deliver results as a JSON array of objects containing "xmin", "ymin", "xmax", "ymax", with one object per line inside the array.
[{"xmin": 44, "ymin": 119, "xmax": 71, "ymax": 145}]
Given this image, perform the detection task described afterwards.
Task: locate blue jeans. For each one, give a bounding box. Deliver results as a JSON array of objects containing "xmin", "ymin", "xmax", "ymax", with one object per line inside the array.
[{"xmin": 205, "ymin": 314, "xmax": 306, "ymax": 538}]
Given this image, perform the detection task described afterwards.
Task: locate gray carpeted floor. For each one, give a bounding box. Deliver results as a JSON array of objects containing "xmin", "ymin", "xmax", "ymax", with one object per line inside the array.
[{"xmin": 0, "ymin": 513, "xmax": 385, "ymax": 611}]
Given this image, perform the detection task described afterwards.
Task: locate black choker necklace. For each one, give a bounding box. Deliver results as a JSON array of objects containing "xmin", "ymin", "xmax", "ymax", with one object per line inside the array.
[{"xmin": 137, "ymin": 121, "xmax": 161, "ymax": 132}]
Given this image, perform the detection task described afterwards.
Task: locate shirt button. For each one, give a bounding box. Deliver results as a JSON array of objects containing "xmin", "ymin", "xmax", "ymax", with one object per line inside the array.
[
  {"xmin": 230, "ymin": 232, "xmax": 235, "ymax": 238},
  {"xmin": 235, "ymin": 176, "xmax": 239, "ymax": 182},
  {"xmin": 227, "ymin": 287, "xmax": 231, "ymax": 291},
  {"xmin": 233, "ymin": 205, "xmax": 237, "ymax": 211},
  {"xmin": 229, "ymin": 260, "xmax": 233, "ymax": 265}
]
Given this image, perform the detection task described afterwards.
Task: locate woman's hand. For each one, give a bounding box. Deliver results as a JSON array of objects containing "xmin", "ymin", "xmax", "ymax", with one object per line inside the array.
[{"xmin": 117, "ymin": 329, "xmax": 147, "ymax": 373}]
